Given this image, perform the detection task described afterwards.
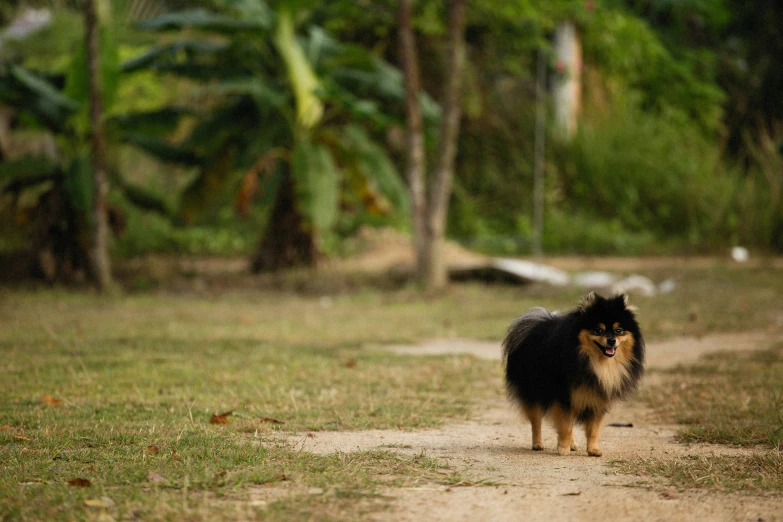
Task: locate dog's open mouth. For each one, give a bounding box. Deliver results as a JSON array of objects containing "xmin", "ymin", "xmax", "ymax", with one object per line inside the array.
[{"xmin": 594, "ymin": 341, "xmax": 616, "ymax": 357}]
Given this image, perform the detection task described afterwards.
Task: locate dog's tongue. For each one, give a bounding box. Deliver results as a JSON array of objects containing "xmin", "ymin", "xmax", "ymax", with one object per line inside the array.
[{"xmin": 605, "ymin": 347, "xmax": 616, "ymax": 356}]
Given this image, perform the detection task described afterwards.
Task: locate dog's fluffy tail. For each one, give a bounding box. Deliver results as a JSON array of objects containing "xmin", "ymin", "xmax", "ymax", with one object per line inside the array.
[{"xmin": 502, "ymin": 307, "xmax": 555, "ymax": 362}]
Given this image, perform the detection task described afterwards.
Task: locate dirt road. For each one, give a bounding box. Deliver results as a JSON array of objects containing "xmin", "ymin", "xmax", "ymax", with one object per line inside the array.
[{"xmin": 294, "ymin": 333, "xmax": 783, "ymax": 522}]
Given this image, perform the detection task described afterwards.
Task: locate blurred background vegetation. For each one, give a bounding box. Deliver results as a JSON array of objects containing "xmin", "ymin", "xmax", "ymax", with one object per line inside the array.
[{"xmin": 1, "ymin": 0, "xmax": 781, "ymax": 285}]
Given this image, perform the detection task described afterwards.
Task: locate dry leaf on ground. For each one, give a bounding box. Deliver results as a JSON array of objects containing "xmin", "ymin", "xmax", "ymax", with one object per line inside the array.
[
  {"xmin": 68, "ymin": 477, "xmax": 91, "ymax": 487},
  {"xmin": 210, "ymin": 411, "xmax": 233, "ymax": 424},
  {"xmin": 41, "ymin": 395, "xmax": 62, "ymax": 406},
  {"xmin": 261, "ymin": 417, "xmax": 284, "ymax": 425}
]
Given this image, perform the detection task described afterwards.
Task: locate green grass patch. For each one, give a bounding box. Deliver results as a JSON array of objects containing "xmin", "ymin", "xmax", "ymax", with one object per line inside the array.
[
  {"xmin": 613, "ymin": 453, "xmax": 783, "ymax": 494},
  {"xmin": 644, "ymin": 344, "xmax": 783, "ymax": 448},
  {"xmin": 615, "ymin": 342, "xmax": 783, "ymax": 494},
  {"xmin": 0, "ymin": 291, "xmax": 503, "ymax": 521}
]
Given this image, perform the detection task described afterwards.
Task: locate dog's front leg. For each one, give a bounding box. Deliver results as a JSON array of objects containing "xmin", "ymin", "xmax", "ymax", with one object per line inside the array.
[{"xmin": 585, "ymin": 413, "xmax": 606, "ymax": 456}]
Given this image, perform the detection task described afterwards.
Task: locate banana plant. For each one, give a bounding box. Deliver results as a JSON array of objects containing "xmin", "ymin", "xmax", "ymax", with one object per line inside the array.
[
  {"xmin": 0, "ymin": 21, "xmax": 172, "ymax": 280},
  {"xmin": 122, "ymin": 0, "xmax": 438, "ymax": 271}
]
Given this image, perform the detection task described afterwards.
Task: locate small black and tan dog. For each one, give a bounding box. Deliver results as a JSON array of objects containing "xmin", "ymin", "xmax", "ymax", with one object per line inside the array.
[{"xmin": 503, "ymin": 292, "xmax": 645, "ymax": 457}]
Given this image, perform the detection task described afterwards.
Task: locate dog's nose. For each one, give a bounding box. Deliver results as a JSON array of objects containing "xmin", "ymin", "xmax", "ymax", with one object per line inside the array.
[{"xmin": 606, "ymin": 338, "xmax": 616, "ymax": 347}]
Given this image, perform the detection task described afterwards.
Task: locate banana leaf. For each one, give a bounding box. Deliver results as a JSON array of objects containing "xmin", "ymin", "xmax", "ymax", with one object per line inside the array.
[
  {"xmin": 121, "ymin": 40, "xmax": 230, "ymax": 73},
  {"xmin": 0, "ymin": 65, "xmax": 79, "ymax": 131},
  {"xmin": 122, "ymin": 134, "xmax": 203, "ymax": 166},
  {"xmin": 0, "ymin": 155, "xmax": 61, "ymax": 192},
  {"xmin": 178, "ymin": 146, "xmax": 237, "ymax": 224},
  {"xmin": 63, "ymin": 155, "xmax": 93, "ymax": 214},
  {"xmin": 108, "ymin": 107, "xmax": 193, "ymax": 137},
  {"xmin": 65, "ymin": 26, "xmax": 120, "ymax": 111},
  {"xmin": 341, "ymin": 125, "xmax": 407, "ymax": 210},
  {"xmin": 216, "ymin": 77, "xmax": 288, "ymax": 110},
  {"xmin": 121, "ymin": 183, "xmax": 172, "ymax": 217},
  {"xmin": 135, "ymin": 8, "xmax": 271, "ymax": 33},
  {"xmin": 8, "ymin": 65, "xmax": 80, "ymax": 113},
  {"xmin": 181, "ymin": 97, "xmax": 262, "ymax": 153},
  {"xmin": 274, "ymin": 8, "xmax": 323, "ymax": 129},
  {"xmin": 291, "ymin": 140, "xmax": 340, "ymax": 231}
]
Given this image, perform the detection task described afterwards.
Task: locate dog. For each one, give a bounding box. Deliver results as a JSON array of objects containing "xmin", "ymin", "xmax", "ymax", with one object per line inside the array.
[{"xmin": 503, "ymin": 292, "xmax": 645, "ymax": 457}]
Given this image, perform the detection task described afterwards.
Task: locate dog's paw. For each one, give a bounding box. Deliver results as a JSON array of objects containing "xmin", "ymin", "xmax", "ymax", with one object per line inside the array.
[
  {"xmin": 570, "ymin": 443, "xmax": 579, "ymax": 452},
  {"xmin": 532, "ymin": 443, "xmax": 544, "ymax": 451},
  {"xmin": 587, "ymin": 447, "xmax": 603, "ymax": 457},
  {"xmin": 558, "ymin": 447, "xmax": 571, "ymax": 456}
]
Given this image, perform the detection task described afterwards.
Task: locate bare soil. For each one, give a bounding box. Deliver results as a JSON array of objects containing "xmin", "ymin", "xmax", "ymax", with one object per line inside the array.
[{"xmin": 291, "ymin": 333, "xmax": 783, "ymax": 522}]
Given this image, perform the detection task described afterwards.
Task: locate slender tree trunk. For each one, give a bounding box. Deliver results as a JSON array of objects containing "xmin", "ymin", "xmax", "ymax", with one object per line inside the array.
[
  {"xmin": 399, "ymin": 0, "xmax": 428, "ymax": 282},
  {"xmin": 85, "ymin": 0, "xmax": 112, "ymax": 290},
  {"xmin": 425, "ymin": 0, "xmax": 466, "ymax": 289},
  {"xmin": 0, "ymin": 107, "xmax": 12, "ymax": 161},
  {"xmin": 533, "ymin": 47, "xmax": 546, "ymax": 257}
]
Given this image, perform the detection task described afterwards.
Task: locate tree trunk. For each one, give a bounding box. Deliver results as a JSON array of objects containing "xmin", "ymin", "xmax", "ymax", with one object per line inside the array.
[
  {"xmin": 0, "ymin": 107, "xmax": 12, "ymax": 161},
  {"xmin": 251, "ymin": 171, "xmax": 317, "ymax": 273},
  {"xmin": 424, "ymin": 0, "xmax": 467, "ymax": 290},
  {"xmin": 84, "ymin": 0, "xmax": 112, "ymax": 290},
  {"xmin": 399, "ymin": 0, "xmax": 428, "ymax": 282}
]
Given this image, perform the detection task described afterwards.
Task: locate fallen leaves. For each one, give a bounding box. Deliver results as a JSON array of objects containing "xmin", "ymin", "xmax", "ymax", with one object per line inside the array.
[
  {"xmin": 342, "ymin": 359, "xmax": 358, "ymax": 369},
  {"xmin": 1, "ymin": 425, "xmax": 29, "ymax": 441},
  {"xmin": 210, "ymin": 411, "xmax": 233, "ymax": 424},
  {"xmin": 41, "ymin": 395, "xmax": 62, "ymax": 406},
  {"xmin": 145, "ymin": 445, "xmax": 160, "ymax": 455},
  {"xmin": 68, "ymin": 477, "xmax": 92, "ymax": 488},
  {"xmin": 260, "ymin": 417, "xmax": 284, "ymax": 425}
]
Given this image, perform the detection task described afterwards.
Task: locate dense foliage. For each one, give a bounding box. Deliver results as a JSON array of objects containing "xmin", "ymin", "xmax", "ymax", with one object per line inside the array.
[{"xmin": 1, "ymin": 0, "xmax": 781, "ymax": 265}]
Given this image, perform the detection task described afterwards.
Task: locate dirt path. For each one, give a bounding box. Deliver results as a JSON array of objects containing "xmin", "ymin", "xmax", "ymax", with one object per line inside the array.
[{"xmin": 294, "ymin": 333, "xmax": 783, "ymax": 522}]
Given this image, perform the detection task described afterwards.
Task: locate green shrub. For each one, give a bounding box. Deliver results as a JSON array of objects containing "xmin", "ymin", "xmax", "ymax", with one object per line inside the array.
[
  {"xmin": 554, "ymin": 96, "xmax": 739, "ymax": 251},
  {"xmin": 542, "ymin": 207, "xmax": 659, "ymax": 255}
]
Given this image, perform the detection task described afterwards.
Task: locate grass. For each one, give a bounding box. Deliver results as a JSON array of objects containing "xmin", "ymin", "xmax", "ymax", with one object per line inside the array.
[
  {"xmin": 645, "ymin": 344, "xmax": 783, "ymax": 449},
  {"xmin": 613, "ymin": 453, "xmax": 783, "ymax": 494},
  {"xmin": 0, "ymin": 283, "xmax": 512, "ymax": 521},
  {"xmin": 613, "ymin": 342, "xmax": 783, "ymax": 494},
  {"xmin": 1, "ymin": 263, "xmax": 782, "ymax": 518}
]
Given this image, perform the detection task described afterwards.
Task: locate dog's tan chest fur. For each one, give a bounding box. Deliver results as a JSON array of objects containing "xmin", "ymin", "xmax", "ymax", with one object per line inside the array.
[
  {"xmin": 577, "ymin": 331, "xmax": 636, "ymax": 396},
  {"xmin": 570, "ymin": 386, "xmax": 607, "ymax": 412}
]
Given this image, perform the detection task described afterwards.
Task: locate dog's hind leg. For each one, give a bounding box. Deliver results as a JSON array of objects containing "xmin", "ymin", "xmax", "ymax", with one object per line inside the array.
[
  {"xmin": 521, "ymin": 403, "xmax": 544, "ymax": 451},
  {"xmin": 585, "ymin": 413, "xmax": 606, "ymax": 457},
  {"xmin": 551, "ymin": 404, "xmax": 576, "ymax": 456}
]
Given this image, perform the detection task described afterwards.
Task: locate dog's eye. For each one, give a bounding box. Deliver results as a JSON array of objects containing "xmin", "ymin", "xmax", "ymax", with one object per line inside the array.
[
  {"xmin": 614, "ymin": 328, "xmax": 624, "ymax": 335},
  {"xmin": 593, "ymin": 328, "xmax": 604, "ymax": 335}
]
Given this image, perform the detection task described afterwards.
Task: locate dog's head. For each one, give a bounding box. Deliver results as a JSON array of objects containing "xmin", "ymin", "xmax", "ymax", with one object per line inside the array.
[{"xmin": 577, "ymin": 292, "xmax": 639, "ymax": 359}]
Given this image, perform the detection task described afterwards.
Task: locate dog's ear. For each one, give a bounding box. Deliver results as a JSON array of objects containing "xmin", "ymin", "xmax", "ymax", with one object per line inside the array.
[
  {"xmin": 620, "ymin": 293, "xmax": 639, "ymax": 313},
  {"xmin": 577, "ymin": 291, "xmax": 597, "ymax": 312}
]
